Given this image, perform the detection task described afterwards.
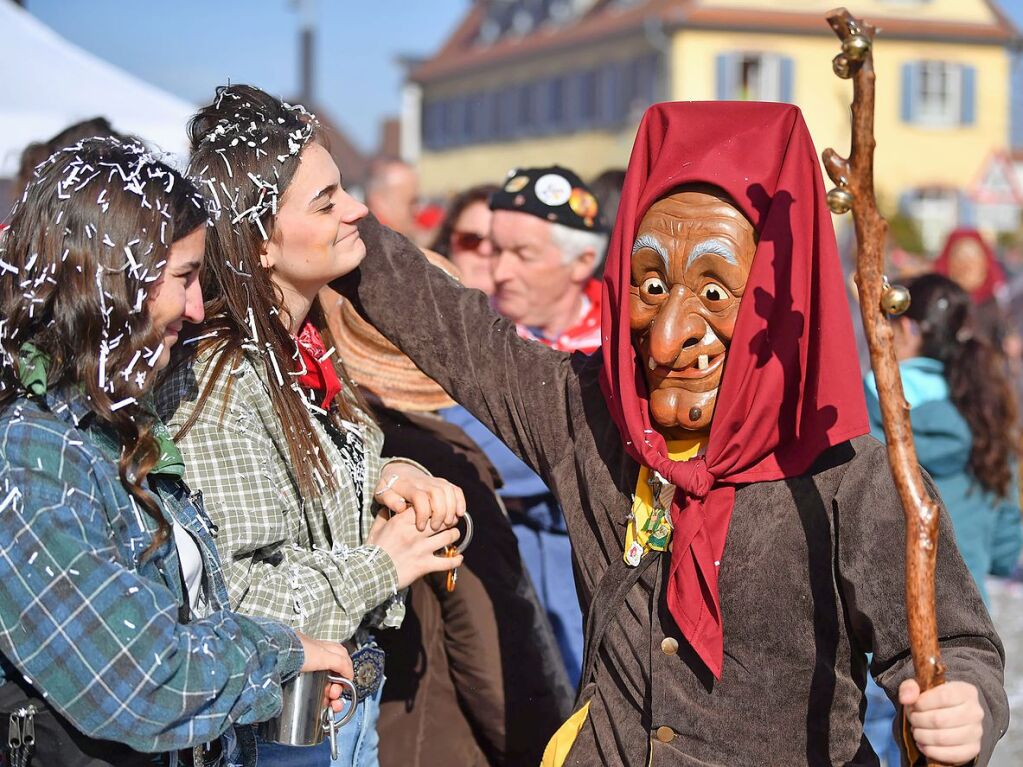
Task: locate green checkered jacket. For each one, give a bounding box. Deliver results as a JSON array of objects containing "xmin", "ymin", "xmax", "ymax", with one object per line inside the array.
[{"xmin": 156, "ymin": 347, "xmax": 404, "ymax": 643}]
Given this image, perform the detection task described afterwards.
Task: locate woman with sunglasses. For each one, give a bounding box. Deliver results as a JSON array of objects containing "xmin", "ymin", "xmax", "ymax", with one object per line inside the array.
[
  {"xmin": 0, "ymin": 138, "xmax": 352, "ymax": 767},
  {"xmin": 431, "ymin": 184, "xmax": 499, "ymax": 296}
]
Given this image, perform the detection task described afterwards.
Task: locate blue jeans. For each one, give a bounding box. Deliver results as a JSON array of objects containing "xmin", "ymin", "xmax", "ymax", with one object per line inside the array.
[
  {"xmin": 254, "ymin": 737, "xmax": 331, "ymax": 766},
  {"xmin": 329, "ymin": 679, "xmax": 382, "ymax": 767},
  {"xmin": 511, "ymin": 502, "xmax": 583, "ymax": 688},
  {"xmin": 864, "ymin": 674, "xmax": 901, "ymax": 767},
  {"xmin": 251, "ymin": 682, "xmax": 381, "ymax": 767}
]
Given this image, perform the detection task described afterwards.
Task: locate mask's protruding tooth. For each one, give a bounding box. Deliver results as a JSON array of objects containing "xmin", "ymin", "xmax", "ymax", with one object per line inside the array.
[
  {"xmin": 697, "ymin": 354, "xmax": 709, "ymax": 370},
  {"xmin": 648, "ymin": 357, "xmax": 657, "ymax": 371}
]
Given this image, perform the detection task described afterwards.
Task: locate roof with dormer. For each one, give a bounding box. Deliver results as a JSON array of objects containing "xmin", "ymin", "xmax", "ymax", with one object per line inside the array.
[{"xmin": 411, "ymin": 0, "xmax": 1019, "ymax": 84}]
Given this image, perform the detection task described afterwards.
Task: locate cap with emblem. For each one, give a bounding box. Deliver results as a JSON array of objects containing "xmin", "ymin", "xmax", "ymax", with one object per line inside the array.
[{"xmin": 490, "ymin": 165, "xmax": 608, "ymax": 232}]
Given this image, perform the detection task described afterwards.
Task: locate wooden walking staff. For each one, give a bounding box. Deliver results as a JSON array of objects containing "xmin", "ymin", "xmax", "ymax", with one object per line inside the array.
[{"xmin": 822, "ymin": 8, "xmax": 947, "ymax": 764}]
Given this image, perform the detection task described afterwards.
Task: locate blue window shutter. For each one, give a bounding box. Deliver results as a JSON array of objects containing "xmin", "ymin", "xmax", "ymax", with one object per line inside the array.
[
  {"xmin": 450, "ymin": 97, "xmax": 464, "ymax": 146},
  {"xmin": 960, "ymin": 65, "xmax": 976, "ymax": 125},
  {"xmin": 779, "ymin": 56, "xmax": 794, "ymax": 103},
  {"xmin": 598, "ymin": 63, "xmax": 620, "ymax": 127},
  {"xmin": 564, "ymin": 73, "xmax": 579, "ymax": 132},
  {"xmin": 518, "ymin": 83, "xmax": 532, "ymax": 137},
  {"xmin": 496, "ymin": 88, "xmax": 512, "ymax": 140},
  {"xmin": 550, "ymin": 76, "xmax": 565, "ymax": 130},
  {"xmin": 435, "ymin": 100, "xmax": 448, "ymax": 148},
  {"xmin": 901, "ymin": 62, "xmax": 917, "ymax": 124},
  {"xmin": 715, "ymin": 53, "xmax": 732, "ymax": 100}
]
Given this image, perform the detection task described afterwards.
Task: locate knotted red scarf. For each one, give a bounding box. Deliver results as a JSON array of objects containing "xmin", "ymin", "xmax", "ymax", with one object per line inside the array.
[
  {"xmin": 295, "ymin": 320, "xmax": 342, "ymax": 409},
  {"xmin": 599, "ymin": 102, "xmax": 869, "ymax": 678}
]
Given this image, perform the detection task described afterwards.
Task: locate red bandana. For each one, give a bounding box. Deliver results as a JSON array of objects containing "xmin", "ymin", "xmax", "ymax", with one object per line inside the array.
[
  {"xmin": 295, "ymin": 320, "xmax": 342, "ymax": 409},
  {"xmin": 933, "ymin": 227, "xmax": 1006, "ymax": 304},
  {"xmin": 517, "ymin": 278, "xmax": 603, "ymax": 354},
  {"xmin": 599, "ymin": 102, "xmax": 869, "ymax": 679}
]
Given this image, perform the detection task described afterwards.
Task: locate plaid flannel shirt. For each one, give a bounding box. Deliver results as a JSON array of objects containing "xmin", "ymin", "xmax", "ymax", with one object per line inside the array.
[
  {"xmin": 156, "ymin": 348, "xmax": 404, "ymax": 643},
  {"xmin": 0, "ymin": 386, "xmax": 305, "ymax": 753}
]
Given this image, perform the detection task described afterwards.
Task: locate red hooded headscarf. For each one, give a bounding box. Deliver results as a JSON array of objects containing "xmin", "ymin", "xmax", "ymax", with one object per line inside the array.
[
  {"xmin": 600, "ymin": 102, "xmax": 869, "ymax": 679},
  {"xmin": 933, "ymin": 227, "xmax": 1006, "ymax": 304}
]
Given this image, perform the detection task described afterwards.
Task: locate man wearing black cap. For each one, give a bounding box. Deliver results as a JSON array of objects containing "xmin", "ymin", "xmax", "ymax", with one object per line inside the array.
[
  {"xmin": 489, "ymin": 166, "xmax": 609, "ymax": 354},
  {"xmin": 442, "ymin": 166, "xmax": 609, "ymax": 687}
]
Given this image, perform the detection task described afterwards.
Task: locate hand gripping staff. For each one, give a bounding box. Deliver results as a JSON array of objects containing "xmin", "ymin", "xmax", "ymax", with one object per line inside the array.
[{"xmin": 822, "ymin": 9, "xmax": 946, "ymax": 765}]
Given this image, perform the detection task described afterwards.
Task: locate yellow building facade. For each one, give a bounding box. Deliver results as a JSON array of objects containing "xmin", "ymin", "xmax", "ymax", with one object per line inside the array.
[{"xmin": 410, "ymin": 0, "xmax": 1016, "ymax": 249}]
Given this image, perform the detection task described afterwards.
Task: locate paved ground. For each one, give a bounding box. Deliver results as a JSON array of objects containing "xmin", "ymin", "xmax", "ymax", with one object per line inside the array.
[{"xmin": 987, "ymin": 575, "xmax": 1022, "ymax": 766}]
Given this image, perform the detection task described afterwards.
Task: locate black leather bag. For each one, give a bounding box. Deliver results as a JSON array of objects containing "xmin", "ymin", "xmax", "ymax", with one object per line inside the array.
[{"xmin": 0, "ymin": 675, "xmax": 161, "ymax": 767}]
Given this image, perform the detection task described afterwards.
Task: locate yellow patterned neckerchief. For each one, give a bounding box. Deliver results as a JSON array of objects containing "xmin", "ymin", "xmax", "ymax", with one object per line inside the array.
[
  {"xmin": 623, "ymin": 438, "xmax": 704, "ymax": 565},
  {"xmin": 541, "ymin": 439, "xmax": 706, "ymax": 767}
]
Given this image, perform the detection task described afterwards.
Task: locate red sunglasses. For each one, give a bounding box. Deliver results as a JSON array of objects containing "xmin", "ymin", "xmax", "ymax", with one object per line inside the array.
[{"xmin": 450, "ymin": 230, "xmax": 489, "ymax": 252}]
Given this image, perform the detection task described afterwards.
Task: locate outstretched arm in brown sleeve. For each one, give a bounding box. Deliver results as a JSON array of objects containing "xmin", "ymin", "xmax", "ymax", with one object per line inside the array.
[{"xmin": 332, "ymin": 214, "xmax": 582, "ymax": 483}]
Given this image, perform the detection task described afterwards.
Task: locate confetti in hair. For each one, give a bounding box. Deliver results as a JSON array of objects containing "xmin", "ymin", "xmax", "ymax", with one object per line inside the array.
[{"xmin": 191, "ymin": 90, "xmax": 318, "ymax": 240}]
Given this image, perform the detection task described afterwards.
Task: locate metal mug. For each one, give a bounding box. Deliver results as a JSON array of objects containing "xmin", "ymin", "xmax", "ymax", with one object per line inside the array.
[
  {"xmin": 257, "ymin": 670, "xmax": 358, "ymax": 759},
  {"xmin": 455, "ymin": 510, "xmax": 473, "ymax": 553},
  {"xmin": 429, "ymin": 510, "xmax": 473, "ymax": 554}
]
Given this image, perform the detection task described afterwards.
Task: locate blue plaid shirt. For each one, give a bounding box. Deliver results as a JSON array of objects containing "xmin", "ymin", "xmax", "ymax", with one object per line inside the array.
[{"xmin": 0, "ymin": 386, "xmax": 304, "ymax": 754}]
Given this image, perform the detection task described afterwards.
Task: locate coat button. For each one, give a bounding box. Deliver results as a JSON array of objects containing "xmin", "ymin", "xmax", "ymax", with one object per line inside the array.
[
  {"xmin": 655, "ymin": 726, "xmax": 676, "ymax": 743},
  {"xmin": 660, "ymin": 637, "xmax": 679, "ymax": 655}
]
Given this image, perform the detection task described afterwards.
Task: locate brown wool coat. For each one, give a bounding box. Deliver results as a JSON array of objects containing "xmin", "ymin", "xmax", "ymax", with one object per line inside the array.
[
  {"xmin": 372, "ymin": 405, "xmax": 571, "ymax": 767},
  {"xmin": 334, "ymin": 216, "xmax": 1008, "ymax": 767}
]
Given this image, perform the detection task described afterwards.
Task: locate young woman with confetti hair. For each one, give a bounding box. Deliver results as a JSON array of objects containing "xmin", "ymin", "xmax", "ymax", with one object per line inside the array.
[
  {"xmin": 0, "ymin": 138, "xmax": 354, "ymax": 767},
  {"xmin": 156, "ymin": 85, "xmax": 465, "ymax": 767}
]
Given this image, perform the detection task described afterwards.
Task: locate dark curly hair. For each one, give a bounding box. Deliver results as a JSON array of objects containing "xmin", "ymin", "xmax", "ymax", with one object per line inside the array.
[{"xmin": 905, "ymin": 273, "xmax": 1019, "ymax": 498}]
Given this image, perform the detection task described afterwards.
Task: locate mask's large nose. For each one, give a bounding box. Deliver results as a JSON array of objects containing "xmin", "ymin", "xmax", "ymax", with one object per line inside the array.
[{"xmin": 647, "ymin": 288, "xmax": 707, "ymax": 368}]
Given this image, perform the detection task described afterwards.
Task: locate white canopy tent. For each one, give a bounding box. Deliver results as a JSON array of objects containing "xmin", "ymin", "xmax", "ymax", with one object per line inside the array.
[{"xmin": 0, "ymin": 0, "xmax": 193, "ymax": 179}]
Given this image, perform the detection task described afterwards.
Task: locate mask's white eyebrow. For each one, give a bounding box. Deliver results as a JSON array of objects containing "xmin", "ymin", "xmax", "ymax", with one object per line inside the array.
[
  {"xmin": 632, "ymin": 233, "xmax": 669, "ymax": 270},
  {"xmin": 686, "ymin": 238, "xmax": 737, "ymax": 270}
]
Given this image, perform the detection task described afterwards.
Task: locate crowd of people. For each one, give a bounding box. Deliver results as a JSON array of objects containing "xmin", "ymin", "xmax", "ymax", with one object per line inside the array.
[{"xmin": 0, "ymin": 85, "xmax": 1020, "ymax": 767}]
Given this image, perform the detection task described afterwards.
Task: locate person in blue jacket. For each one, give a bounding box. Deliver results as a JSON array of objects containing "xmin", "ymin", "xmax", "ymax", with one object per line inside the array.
[{"xmin": 863, "ymin": 273, "xmax": 1021, "ymax": 764}]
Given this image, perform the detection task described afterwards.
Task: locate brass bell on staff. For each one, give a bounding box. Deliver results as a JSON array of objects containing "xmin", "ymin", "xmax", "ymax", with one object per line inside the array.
[
  {"xmin": 832, "ymin": 53, "xmax": 852, "ymax": 79},
  {"xmin": 827, "ymin": 187, "xmax": 854, "ymax": 214},
  {"xmin": 881, "ymin": 283, "xmax": 911, "ymax": 316},
  {"xmin": 842, "ymin": 34, "xmax": 871, "ymax": 61}
]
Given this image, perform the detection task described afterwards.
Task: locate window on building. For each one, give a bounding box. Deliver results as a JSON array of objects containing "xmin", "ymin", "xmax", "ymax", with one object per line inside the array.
[
  {"xmin": 902, "ymin": 61, "xmax": 975, "ymax": 128},
  {"xmin": 578, "ymin": 69, "xmax": 599, "ymax": 126},
  {"xmin": 422, "ymin": 53, "xmax": 660, "ymax": 149},
  {"xmin": 421, "ymin": 102, "xmax": 436, "ymax": 150},
  {"xmin": 716, "ymin": 52, "xmax": 794, "ymax": 103},
  {"xmin": 465, "ymin": 93, "xmax": 483, "ymax": 142},
  {"xmin": 902, "ymin": 187, "xmax": 962, "ymax": 253},
  {"xmin": 597, "ymin": 62, "xmax": 622, "ymax": 126},
  {"xmin": 474, "ymin": 91, "xmax": 499, "ymax": 142},
  {"xmin": 623, "ymin": 53, "xmax": 659, "ymax": 117},
  {"xmin": 550, "ymin": 76, "xmax": 566, "ymax": 127}
]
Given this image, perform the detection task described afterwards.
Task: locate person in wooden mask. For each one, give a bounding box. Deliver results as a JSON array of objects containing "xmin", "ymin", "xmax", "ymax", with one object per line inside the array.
[
  {"xmin": 630, "ymin": 186, "xmax": 757, "ymax": 436},
  {"xmin": 335, "ymin": 102, "xmax": 1006, "ymax": 767}
]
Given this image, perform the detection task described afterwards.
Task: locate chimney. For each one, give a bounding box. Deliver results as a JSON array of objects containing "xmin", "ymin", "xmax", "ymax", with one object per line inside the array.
[
  {"xmin": 295, "ymin": 0, "xmax": 316, "ymax": 102},
  {"xmin": 300, "ymin": 25, "xmax": 315, "ymax": 102}
]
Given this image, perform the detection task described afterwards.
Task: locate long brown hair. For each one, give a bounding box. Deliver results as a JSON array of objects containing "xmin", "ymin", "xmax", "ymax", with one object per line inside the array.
[
  {"xmin": 0, "ymin": 138, "xmax": 208, "ymax": 556},
  {"xmin": 905, "ymin": 273, "xmax": 1020, "ymax": 497},
  {"xmin": 179, "ymin": 84, "xmax": 363, "ymax": 499}
]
